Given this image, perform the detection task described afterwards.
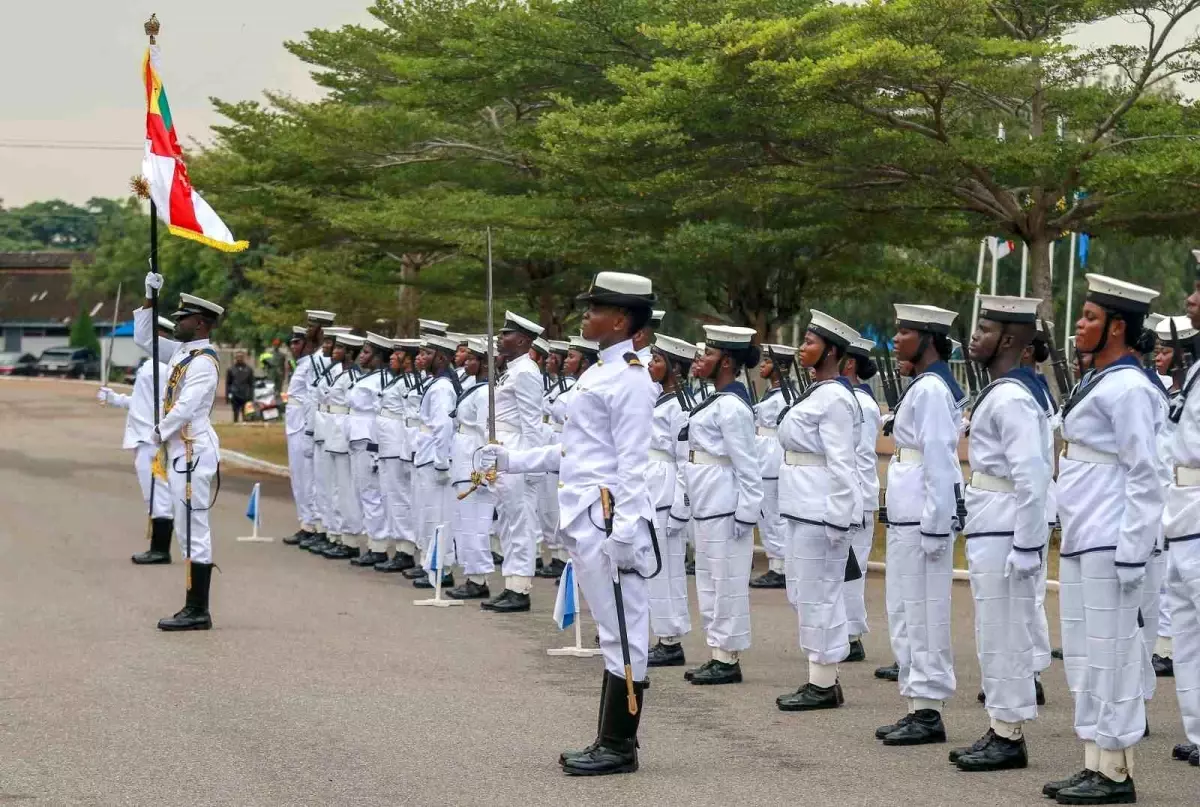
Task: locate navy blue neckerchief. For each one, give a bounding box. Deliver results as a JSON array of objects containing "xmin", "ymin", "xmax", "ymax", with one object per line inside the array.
[
  {"xmin": 1143, "ymin": 367, "xmax": 1170, "ymax": 400},
  {"xmin": 433, "ymin": 367, "xmax": 463, "ymax": 398},
  {"xmin": 922, "ymin": 359, "xmax": 964, "ymax": 402},
  {"xmin": 687, "ymin": 380, "xmax": 754, "ymax": 420},
  {"xmin": 856, "ymin": 382, "xmax": 876, "ymax": 400},
  {"xmin": 656, "ymin": 391, "xmax": 677, "ymax": 408},
  {"xmin": 350, "ymin": 367, "xmax": 379, "ymax": 388},
  {"xmin": 773, "ymin": 377, "xmax": 848, "ymax": 426},
  {"xmin": 1062, "ymin": 354, "xmax": 1142, "ymax": 420},
  {"xmin": 456, "ymin": 377, "xmax": 487, "ymax": 404}
]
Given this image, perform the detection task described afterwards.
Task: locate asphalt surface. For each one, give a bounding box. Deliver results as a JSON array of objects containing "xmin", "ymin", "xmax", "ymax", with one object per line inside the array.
[{"xmin": 1, "ymin": 378, "xmax": 1196, "ymax": 806}]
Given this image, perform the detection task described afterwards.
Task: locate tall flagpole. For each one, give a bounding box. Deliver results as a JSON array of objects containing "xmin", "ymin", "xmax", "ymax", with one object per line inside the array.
[
  {"xmin": 990, "ymin": 238, "xmax": 999, "ymax": 295},
  {"xmin": 102, "ymin": 282, "xmax": 122, "ymax": 384},
  {"xmin": 970, "ymin": 238, "xmax": 986, "ymax": 336},
  {"xmin": 485, "ymin": 227, "xmax": 496, "ymax": 443},
  {"xmin": 1019, "ymin": 242, "xmax": 1029, "ymax": 297},
  {"xmin": 1064, "ymin": 232, "xmax": 1077, "ymax": 351}
]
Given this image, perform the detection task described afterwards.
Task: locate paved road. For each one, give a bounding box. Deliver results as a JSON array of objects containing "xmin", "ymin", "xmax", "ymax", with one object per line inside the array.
[{"xmin": 0, "ymin": 378, "xmax": 1194, "ymax": 806}]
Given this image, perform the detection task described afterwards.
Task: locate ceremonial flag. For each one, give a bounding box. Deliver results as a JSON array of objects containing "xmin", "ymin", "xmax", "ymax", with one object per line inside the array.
[
  {"xmin": 245, "ymin": 482, "xmax": 260, "ymax": 524},
  {"xmin": 1078, "ymin": 233, "xmax": 1091, "ymax": 268},
  {"xmin": 988, "ymin": 237, "xmax": 1014, "ymax": 260},
  {"xmin": 424, "ymin": 525, "xmax": 442, "ymax": 574},
  {"xmin": 141, "ymin": 45, "xmax": 248, "ymax": 253},
  {"xmin": 553, "ymin": 559, "xmax": 578, "ymax": 630}
]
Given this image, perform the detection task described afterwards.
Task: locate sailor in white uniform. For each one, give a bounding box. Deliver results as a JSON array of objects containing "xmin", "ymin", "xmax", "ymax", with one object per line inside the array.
[
  {"xmin": 670, "ymin": 324, "xmax": 763, "ymax": 686},
  {"xmin": 137, "ymin": 273, "xmax": 223, "ymax": 631},
  {"xmin": 445, "ymin": 337, "xmax": 495, "ymax": 600},
  {"xmin": 345, "ymin": 333, "xmax": 391, "ymax": 569},
  {"xmin": 396, "ymin": 320, "xmax": 444, "ymax": 581},
  {"xmin": 535, "ymin": 339, "xmax": 573, "ymax": 580},
  {"xmin": 645, "ymin": 334, "xmax": 695, "ymax": 668},
  {"xmin": 841, "ymin": 336, "xmax": 883, "ymax": 663},
  {"xmin": 412, "ymin": 333, "xmax": 461, "ymax": 589},
  {"xmin": 951, "ymin": 295, "xmax": 1051, "ymax": 773},
  {"xmin": 319, "ymin": 333, "xmax": 366, "ymax": 560},
  {"xmin": 302, "ymin": 328, "xmax": 348, "ymax": 555},
  {"xmin": 1044, "ymin": 274, "xmax": 1165, "ymax": 805},
  {"xmin": 282, "ymin": 310, "xmax": 335, "ymax": 546},
  {"xmin": 875, "ymin": 303, "xmax": 964, "ymax": 746},
  {"xmin": 748, "ymin": 344, "xmax": 793, "ymax": 590},
  {"xmin": 374, "ymin": 339, "xmax": 422, "ymax": 573},
  {"xmin": 1022, "ymin": 321, "xmax": 1057, "ymax": 700},
  {"xmin": 482, "ymin": 272, "xmax": 658, "ymax": 776},
  {"xmin": 98, "ymin": 315, "xmax": 173, "ymax": 563}
]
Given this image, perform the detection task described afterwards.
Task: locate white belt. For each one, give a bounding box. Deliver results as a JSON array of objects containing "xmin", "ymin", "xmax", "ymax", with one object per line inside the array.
[
  {"xmin": 649, "ymin": 448, "xmax": 675, "ymax": 465},
  {"xmin": 969, "ymin": 470, "xmax": 1015, "ymax": 493},
  {"xmin": 550, "ymin": 423, "xmax": 563, "ymax": 433},
  {"xmin": 688, "ymin": 450, "xmax": 730, "ymax": 466},
  {"xmin": 894, "ymin": 446, "xmax": 923, "ymax": 464},
  {"xmin": 495, "ymin": 423, "xmax": 520, "ymax": 436},
  {"xmin": 1063, "ymin": 441, "xmax": 1118, "ymax": 466},
  {"xmin": 783, "ymin": 450, "xmax": 826, "ymax": 467},
  {"xmin": 1175, "ymin": 465, "xmax": 1200, "ymax": 487},
  {"xmin": 326, "ymin": 404, "xmax": 350, "ymax": 415},
  {"xmin": 379, "ymin": 410, "xmax": 405, "ymax": 421},
  {"xmin": 756, "ymin": 426, "xmax": 777, "ymax": 437},
  {"xmin": 405, "ymin": 417, "xmax": 421, "ymax": 428},
  {"xmin": 419, "ymin": 425, "xmax": 433, "ymax": 434}
]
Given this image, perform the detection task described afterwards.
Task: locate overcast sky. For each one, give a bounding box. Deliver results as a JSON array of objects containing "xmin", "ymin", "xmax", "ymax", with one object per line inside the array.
[{"xmin": 0, "ymin": 2, "xmax": 1193, "ymax": 207}]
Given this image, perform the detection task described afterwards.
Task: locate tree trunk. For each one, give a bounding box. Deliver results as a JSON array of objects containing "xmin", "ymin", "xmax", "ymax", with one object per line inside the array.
[
  {"xmin": 1028, "ymin": 234, "xmax": 1054, "ymax": 321},
  {"xmin": 397, "ymin": 254, "xmax": 421, "ymax": 336},
  {"xmin": 539, "ymin": 286, "xmax": 556, "ymax": 337}
]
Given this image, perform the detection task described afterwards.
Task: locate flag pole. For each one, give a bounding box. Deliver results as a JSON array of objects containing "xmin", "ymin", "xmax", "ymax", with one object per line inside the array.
[
  {"xmin": 414, "ymin": 525, "xmax": 463, "ymax": 607},
  {"xmin": 1019, "ymin": 242, "xmax": 1029, "ymax": 297},
  {"xmin": 970, "ymin": 238, "xmax": 986, "ymax": 336},
  {"xmin": 102, "ymin": 282, "xmax": 122, "ymax": 384},
  {"xmin": 548, "ymin": 562, "xmax": 602, "ymax": 657},
  {"xmin": 1064, "ymin": 232, "xmax": 1077, "ymax": 351},
  {"xmin": 990, "ymin": 238, "xmax": 999, "ymax": 295}
]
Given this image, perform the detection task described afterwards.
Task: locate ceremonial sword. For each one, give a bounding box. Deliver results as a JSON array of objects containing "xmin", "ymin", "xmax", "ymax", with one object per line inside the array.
[{"xmin": 458, "ymin": 228, "xmax": 498, "ymax": 501}]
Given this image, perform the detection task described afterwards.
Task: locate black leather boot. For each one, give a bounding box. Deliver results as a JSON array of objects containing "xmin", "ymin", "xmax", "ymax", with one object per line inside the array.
[
  {"xmin": 560, "ymin": 672, "xmax": 609, "ymax": 765},
  {"xmin": 350, "ymin": 550, "xmax": 388, "ymax": 567},
  {"xmin": 491, "ymin": 551, "xmax": 505, "ymax": 566},
  {"xmin": 683, "ymin": 659, "xmax": 716, "ymax": 681},
  {"xmin": 1054, "ymin": 771, "xmax": 1136, "ymax": 804},
  {"xmin": 375, "ymin": 551, "xmax": 415, "ymax": 572},
  {"xmin": 1042, "ymin": 770, "xmax": 1095, "ymax": 799},
  {"xmin": 874, "ymin": 661, "xmax": 899, "ymax": 681},
  {"xmin": 880, "ymin": 709, "xmax": 945, "ymax": 745},
  {"xmin": 480, "ymin": 589, "xmax": 530, "ymax": 612},
  {"xmin": 844, "ymin": 639, "xmax": 866, "ymax": 662},
  {"xmin": 157, "ymin": 563, "xmax": 213, "ymax": 631},
  {"xmin": 1172, "ymin": 742, "xmax": 1197, "ymax": 761},
  {"xmin": 561, "ymin": 671, "xmax": 645, "ymax": 776},
  {"xmin": 283, "ymin": 528, "xmax": 312, "ymax": 546},
  {"xmin": 876, "ymin": 712, "xmax": 914, "ymax": 740},
  {"xmin": 646, "ymin": 641, "xmax": 686, "ymax": 667},
  {"xmin": 413, "ymin": 572, "xmax": 453, "ymax": 589},
  {"xmin": 445, "ymin": 579, "xmax": 490, "ymax": 600},
  {"xmin": 749, "ymin": 569, "xmax": 786, "ymax": 589},
  {"xmin": 1190, "ymin": 747, "xmax": 1198, "ymax": 766},
  {"xmin": 776, "ymin": 681, "xmax": 843, "ymax": 711},
  {"xmin": 955, "ymin": 732, "xmax": 1028, "ymax": 771},
  {"xmin": 132, "ymin": 518, "xmax": 173, "ymax": 565},
  {"xmin": 689, "ymin": 659, "xmax": 742, "ymax": 685},
  {"xmin": 949, "ymin": 729, "xmax": 994, "ymax": 763}
]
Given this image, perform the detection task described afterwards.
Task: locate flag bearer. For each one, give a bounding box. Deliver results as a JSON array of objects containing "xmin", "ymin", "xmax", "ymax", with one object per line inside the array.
[
  {"xmin": 282, "ymin": 310, "xmax": 335, "ymax": 546},
  {"xmin": 346, "ymin": 333, "xmax": 391, "ymax": 568},
  {"xmin": 749, "ymin": 344, "xmax": 793, "ymax": 590},
  {"xmin": 374, "ymin": 339, "xmax": 421, "ymax": 573}
]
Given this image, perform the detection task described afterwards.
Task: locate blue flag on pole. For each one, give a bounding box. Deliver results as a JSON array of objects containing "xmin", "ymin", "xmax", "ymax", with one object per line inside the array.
[
  {"xmin": 553, "ymin": 559, "xmax": 577, "ymax": 630},
  {"xmin": 1078, "ymin": 233, "xmax": 1090, "ymax": 268},
  {"xmin": 424, "ymin": 525, "xmax": 441, "ymax": 574},
  {"xmin": 245, "ymin": 482, "xmax": 259, "ymax": 523}
]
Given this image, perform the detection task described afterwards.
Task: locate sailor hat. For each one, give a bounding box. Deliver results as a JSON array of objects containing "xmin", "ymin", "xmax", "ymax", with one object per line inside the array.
[
  {"xmin": 978, "ymin": 295, "xmax": 1042, "ymax": 325},
  {"xmin": 763, "ymin": 343, "xmax": 798, "ymax": 364},
  {"xmin": 306, "ymin": 309, "xmax": 335, "ymax": 326},
  {"xmin": 807, "ymin": 310, "xmax": 860, "ymax": 349},
  {"xmin": 157, "ymin": 316, "xmax": 177, "ymax": 332},
  {"xmin": 445, "ymin": 331, "xmax": 469, "ymax": 346},
  {"xmin": 568, "ymin": 335, "xmax": 600, "ymax": 357},
  {"xmin": 466, "ymin": 337, "xmax": 490, "ymax": 357},
  {"xmin": 392, "ymin": 338, "xmax": 422, "ymax": 352},
  {"xmin": 290, "ymin": 326, "xmax": 307, "ymax": 339},
  {"xmin": 499, "ymin": 311, "xmax": 544, "ymax": 339},
  {"xmin": 1144, "ymin": 313, "xmax": 1166, "ymax": 333},
  {"xmin": 846, "ymin": 336, "xmax": 876, "ymax": 358},
  {"xmin": 1085, "ymin": 274, "xmax": 1159, "ymax": 315},
  {"xmin": 894, "ymin": 303, "xmax": 957, "ymax": 334},
  {"xmin": 695, "ymin": 341, "xmax": 706, "ymax": 356},
  {"xmin": 423, "ymin": 334, "xmax": 459, "ymax": 353},
  {"xmin": 654, "ymin": 334, "xmax": 699, "ymax": 363},
  {"xmin": 335, "ymin": 333, "xmax": 365, "ymax": 348},
  {"xmin": 548, "ymin": 340, "xmax": 570, "ymax": 357},
  {"xmin": 366, "ymin": 332, "xmax": 394, "ymax": 351},
  {"xmin": 171, "ymin": 293, "xmax": 224, "ymax": 321},
  {"xmin": 703, "ymin": 324, "xmax": 757, "ymax": 350},
  {"xmin": 418, "ymin": 319, "xmax": 449, "ymax": 336},
  {"xmin": 576, "ymin": 271, "xmax": 656, "ymax": 309},
  {"xmin": 650, "ymin": 309, "xmax": 666, "ymax": 327},
  {"xmin": 324, "ymin": 327, "xmax": 350, "ymax": 338},
  {"xmin": 532, "ymin": 337, "xmax": 551, "ymax": 357},
  {"xmin": 1155, "ymin": 315, "xmax": 1198, "ymax": 343}
]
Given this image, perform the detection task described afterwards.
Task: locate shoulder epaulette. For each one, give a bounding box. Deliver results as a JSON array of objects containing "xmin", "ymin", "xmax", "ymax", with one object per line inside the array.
[{"xmin": 623, "ymin": 352, "xmax": 642, "ymax": 367}]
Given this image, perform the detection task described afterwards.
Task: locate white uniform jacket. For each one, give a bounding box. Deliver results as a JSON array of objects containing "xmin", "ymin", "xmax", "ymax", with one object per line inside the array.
[
  {"xmin": 133, "ymin": 306, "xmax": 218, "ymax": 461},
  {"xmin": 109, "ymin": 357, "xmax": 169, "ymax": 449},
  {"xmin": 674, "ymin": 382, "xmax": 763, "ymax": 528},
  {"xmin": 754, "ymin": 387, "xmax": 786, "ymax": 483},
  {"xmin": 345, "ymin": 368, "xmax": 383, "ymax": 444},
  {"xmin": 1164, "ymin": 363, "xmax": 1200, "ymax": 543},
  {"xmin": 376, "ymin": 371, "xmax": 416, "ymax": 459},
  {"xmin": 286, "ymin": 352, "xmax": 320, "ymax": 437},
  {"xmin": 648, "ymin": 391, "xmax": 689, "ymax": 528},
  {"xmin": 853, "ymin": 384, "xmax": 882, "ymax": 512},
  {"xmin": 415, "ymin": 371, "xmax": 458, "ymax": 471},
  {"xmin": 494, "ymin": 354, "xmax": 545, "ymax": 451}
]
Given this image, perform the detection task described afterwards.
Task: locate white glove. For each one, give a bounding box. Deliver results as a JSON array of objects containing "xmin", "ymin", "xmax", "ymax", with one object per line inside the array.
[
  {"xmin": 145, "ymin": 272, "xmax": 164, "ymax": 298},
  {"xmin": 734, "ymin": 520, "xmax": 755, "ymax": 541},
  {"xmin": 920, "ymin": 533, "xmax": 947, "ymax": 560},
  {"xmin": 604, "ymin": 536, "xmax": 639, "ymax": 570},
  {"xmin": 478, "ymin": 444, "xmax": 508, "ymax": 472},
  {"xmin": 150, "ymin": 426, "xmax": 163, "ymax": 446},
  {"xmin": 1004, "ymin": 548, "xmax": 1042, "ymax": 581},
  {"xmin": 1116, "ymin": 564, "xmax": 1146, "ymax": 594},
  {"xmin": 96, "ymin": 387, "xmax": 114, "ymax": 406},
  {"xmin": 434, "ymin": 467, "xmax": 451, "ymax": 485}
]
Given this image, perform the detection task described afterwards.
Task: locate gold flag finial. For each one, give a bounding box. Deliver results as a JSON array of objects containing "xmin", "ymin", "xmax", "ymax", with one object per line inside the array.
[{"xmin": 144, "ymin": 13, "xmax": 160, "ymax": 44}]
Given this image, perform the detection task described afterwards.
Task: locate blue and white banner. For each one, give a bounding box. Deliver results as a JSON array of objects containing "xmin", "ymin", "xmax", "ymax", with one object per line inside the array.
[
  {"xmin": 552, "ymin": 559, "xmax": 577, "ymax": 630},
  {"xmin": 245, "ymin": 482, "xmax": 260, "ymax": 525}
]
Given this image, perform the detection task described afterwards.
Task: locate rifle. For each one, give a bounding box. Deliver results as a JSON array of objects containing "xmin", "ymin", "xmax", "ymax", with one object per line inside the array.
[
  {"xmin": 744, "ymin": 367, "xmax": 759, "ymax": 405},
  {"xmin": 956, "ymin": 323, "xmax": 981, "ymax": 403},
  {"xmin": 766, "ymin": 346, "xmax": 793, "ymax": 406},
  {"xmin": 1039, "ymin": 317, "xmax": 1073, "ymax": 401}
]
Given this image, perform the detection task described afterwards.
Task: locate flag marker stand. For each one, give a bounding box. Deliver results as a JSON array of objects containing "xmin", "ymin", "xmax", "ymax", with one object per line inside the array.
[
  {"xmin": 548, "ymin": 563, "xmax": 601, "ymax": 658},
  {"xmin": 414, "ymin": 525, "xmax": 462, "ymax": 607},
  {"xmin": 237, "ymin": 482, "xmax": 274, "ymax": 542}
]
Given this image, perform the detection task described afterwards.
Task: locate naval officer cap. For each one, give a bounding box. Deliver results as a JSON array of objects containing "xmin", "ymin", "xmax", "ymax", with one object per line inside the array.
[
  {"xmin": 365, "ymin": 331, "xmax": 393, "ymax": 351},
  {"xmin": 324, "ymin": 326, "xmax": 350, "ymax": 338},
  {"xmin": 807, "ymin": 310, "xmax": 860, "ymax": 349},
  {"xmin": 423, "ymin": 333, "xmax": 459, "ymax": 354},
  {"xmin": 1155, "ymin": 314, "xmax": 1198, "ymax": 343},
  {"xmin": 445, "ymin": 331, "xmax": 468, "ymax": 346},
  {"xmin": 290, "ymin": 326, "xmax": 307, "ymax": 340},
  {"xmin": 418, "ymin": 319, "xmax": 449, "ymax": 336},
  {"xmin": 650, "ymin": 309, "xmax": 666, "ymax": 327},
  {"xmin": 466, "ymin": 336, "xmax": 490, "ymax": 357},
  {"xmin": 548, "ymin": 339, "xmax": 570, "ymax": 357},
  {"xmin": 1144, "ymin": 313, "xmax": 1166, "ymax": 333},
  {"xmin": 532, "ymin": 337, "xmax": 551, "ymax": 357},
  {"xmin": 576, "ymin": 271, "xmax": 656, "ymax": 309},
  {"xmin": 498, "ymin": 311, "xmax": 544, "ymax": 339},
  {"xmin": 335, "ymin": 333, "xmax": 365, "ymax": 348},
  {"xmin": 846, "ymin": 336, "xmax": 876, "ymax": 358},
  {"xmin": 568, "ymin": 335, "xmax": 600, "ymax": 358},
  {"xmin": 894, "ymin": 303, "xmax": 957, "ymax": 334},
  {"xmin": 172, "ymin": 293, "xmax": 224, "ymax": 322},
  {"xmin": 156, "ymin": 315, "xmax": 177, "ymax": 332},
  {"xmin": 763, "ymin": 343, "xmax": 798, "ymax": 364},
  {"xmin": 1085, "ymin": 273, "xmax": 1159, "ymax": 316},
  {"xmin": 703, "ymin": 324, "xmax": 757, "ymax": 350},
  {"xmin": 306, "ymin": 309, "xmax": 335, "ymax": 326},
  {"xmin": 654, "ymin": 334, "xmax": 699, "ymax": 363},
  {"xmin": 978, "ymin": 294, "xmax": 1042, "ymax": 325},
  {"xmin": 393, "ymin": 338, "xmax": 421, "ymax": 353}
]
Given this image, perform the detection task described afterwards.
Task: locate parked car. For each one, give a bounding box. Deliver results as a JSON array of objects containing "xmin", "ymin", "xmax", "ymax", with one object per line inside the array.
[
  {"xmin": 0, "ymin": 352, "xmax": 38, "ymax": 376},
  {"xmin": 36, "ymin": 346, "xmax": 101, "ymax": 379}
]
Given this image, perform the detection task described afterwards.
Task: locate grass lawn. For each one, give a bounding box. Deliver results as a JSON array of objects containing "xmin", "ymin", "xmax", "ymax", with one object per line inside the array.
[{"xmin": 214, "ymin": 422, "xmax": 290, "ymax": 467}]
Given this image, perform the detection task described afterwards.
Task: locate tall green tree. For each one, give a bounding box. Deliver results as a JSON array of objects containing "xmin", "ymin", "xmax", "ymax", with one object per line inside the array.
[{"xmin": 68, "ymin": 306, "xmax": 101, "ymax": 355}]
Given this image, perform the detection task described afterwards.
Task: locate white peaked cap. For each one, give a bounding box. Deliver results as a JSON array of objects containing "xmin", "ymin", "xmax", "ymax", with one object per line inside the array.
[
  {"xmin": 335, "ymin": 333, "xmax": 365, "ymax": 348},
  {"xmin": 577, "ymin": 271, "xmax": 656, "ymax": 308},
  {"xmin": 703, "ymin": 324, "xmax": 756, "ymax": 349},
  {"xmin": 172, "ymin": 292, "xmax": 224, "ymax": 320},
  {"xmin": 894, "ymin": 303, "xmax": 957, "ymax": 334},
  {"xmin": 1144, "ymin": 313, "xmax": 1166, "ymax": 332},
  {"xmin": 499, "ymin": 310, "xmax": 544, "ymax": 338},
  {"xmin": 695, "ymin": 341, "xmax": 706, "ymax": 354},
  {"xmin": 445, "ymin": 331, "xmax": 468, "ymax": 345},
  {"xmin": 366, "ymin": 331, "xmax": 393, "ymax": 350},
  {"xmin": 305, "ymin": 309, "xmax": 335, "ymax": 325},
  {"xmin": 806, "ymin": 309, "xmax": 860, "ymax": 348},
  {"xmin": 548, "ymin": 339, "xmax": 570, "ymax": 355},
  {"xmin": 763, "ymin": 343, "xmax": 797, "ymax": 359},
  {"xmin": 157, "ymin": 316, "xmax": 177, "ymax": 331},
  {"xmin": 418, "ymin": 319, "xmax": 449, "ymax": 335},
  {"xmin": 1085, "ymin": 273, "xmax": 1159, "ymax": 315},
  {"xmin": 466, "ymin": 336, "xmax": 490, "ymax": 356},
  {"xmin": 423, "ymin": 334, "xmax": 459, "ymax": 353},
  {"xmin": 290, "ymin": 326, "xmax": 307, "ymax": 338},
  {"xmin": 1155, "ymin": 314, "xmax": 1198, "ymax": 342},
  {"xmin": 533, "ymin": 337, "xmax": 551, "ymax": 355},
  {"xmin": 846, "ymin": 336, "xmax": 876, "ymax": 357},
  {"xmin": 393, "ymin": 338, "xmax": 421, "ymax": 351},
  {"xmin": 650, "ymin": 309, "xmax": 666, "ymax": 326},
  {"xmin": 978, "ymin": 294, "xmax": 1042, "ymax": 324},
  {"xmin": 568, "ymin": 335, "xmax": 600, "ymax": 355},
  {"xmin": 654, "ymin": 333, "xmax": 699, "ymax": 362}
]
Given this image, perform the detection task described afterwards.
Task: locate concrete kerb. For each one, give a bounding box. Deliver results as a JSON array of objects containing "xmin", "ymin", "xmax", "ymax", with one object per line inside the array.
[{"xmin": 220, "ymin": 449, "xmax": 290, "ymax": 479}]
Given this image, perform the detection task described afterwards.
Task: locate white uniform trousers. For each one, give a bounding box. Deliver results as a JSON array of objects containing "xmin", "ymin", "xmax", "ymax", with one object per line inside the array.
[
  {"xmin": 885, "ymin": 524, "xmax": 956, "ymax": 702},
  {"xmin": 1033, "ymin": 559, "xmax": 1053, "ymax": 674},
  {"xmin": 494, "ymin": 470, "xmax": 537, "ymax": 578},
  {"xmin": 167, "ymin": 447, "xmax": 217, "ymax": 564},
  {"xmin": 965, "ymin": 535, "xmax": 1039, "ymax": 724},
  {"xmin": 415, "ymin": 465, "xmax": 457, "ymax": 568},
  {"xmin": 378, "ymin": 456, "xmax": 414, "ymax": 548},
  {"xmin": 648, "ymin": 512, "xmax": 691, "ymax": 640},
  {"xmin": 1059, "ymin": 551, "xmax": 1146, "ymax": 750},
  {"xmin": 757, "ymin": 477, "xmax": 787, "ymax": 562},
  {"xmin": 538, "ymin": 472, "xmax": 562, "ymax": 549},
  {"xmin": 350, "ymin": 441, "xmax": 387, "ymax": 550},
  {"xmin": 845, "ymin": 512, "xmax": 876, "ymax": 638},
  {"xmin": 785, "ymin": 521, "xmax": 850, "ymax": 666},
  {"xmin": 562, "ymin": 505, "xmax": 649, "ymax": 680},
  {"xmin": 312, "ymin": 443, "xmax": 335, "ymax": 534},
  {"xmin": 134, "ymin": 442, "xmax": 172, "ymax": 520},
  {"xmin": 1159, "ymin": 572, "xmax": 1181, "ymax": 641},
  {"xmin": 286, "ymin": 430, "xmax": 316, "ymax": 530},
  {"xmin": 694, "ymin": 516, "xmax": 754, "ymax": 653},
  {"xmin": 1140, "ymin": 551, "xmax": 1166, "ymax": 701},
  {"xmin": 330, "ymin": 450, "xmax": 362, "ymax": 541},
  {"xmin": 1169, "ymin": 538, "xmax": 1200, "ymax": 745},
  {"xmin": 451, "ymin": 479, "xmax": 496, "ymax": 576}
]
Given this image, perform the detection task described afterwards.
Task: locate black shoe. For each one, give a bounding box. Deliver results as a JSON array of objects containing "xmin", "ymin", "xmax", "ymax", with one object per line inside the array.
[
  {"xmin": 684, "ymin": 659, "xmax": 715, "ymax": 681},
  {"xmin": 1190, "ymin": 748, "xmax": 1198, "ymax": 766},
  {"xmin": 955, "ymin": 733, "xmax": 1027, "ymax": 772},
  {"xmin": 349, "ymin": 550, "xmax": 385, "ymax": 567},
  {"xmin": 157, "ymin": 562, "xmax": 213, "ymax": 631},
  {"xmin": 689, "ymin": 659, "xmax": 742, "ymax": 686},
  {"xmin": 1055, "ymin": 771, "xmax": 1135, "ymax": 804},
  {"xmin": 445, "ymin": 580, "xmax": 490, "ymax": 600},
  {"xmin": 402, "ymin": 565, "xmax": 428, "ymax": 579},
  {"xmin": 375, "ymin": 551, "xmax": 415, "ymax": 572},
  {"xmin": 949, "ymin": 729, "xmax": 995, "ymax": 763},
  {"xmin": 322, "ymin": 543, "xmax": 358, "ymax": 560},
  {"xmin": 1143, "ymin": 719, "xmax": 1150, "ymax": 739},
  {"xmin": 1036, "ymin": 677, "xmax": 1046, "ymax": 706},
  {"xmin": 1152, "ymin": 653, "xmax": 1174, "ymax": 677},
  {"xmin": 491, "ymin": 551, "xmax": 504, "ymax": 566},
  {"xmin": 413, "ymin": 572, "xmax": 453, "ymax": 589},
  {"xmin": 874, "ymin": 661, "xmax": 899, "ymax": 681},
  {"xmin": 305, "ymin": 535, "xmax": 333, "ymax": 553},
  {"xmin": 132, "ymin": 518, "xmax": 174, "ymax": 565},
  {"xmin": 1172, "ymin": 742, "xmax": 1196, "ymax": 761},
  {"xmin": 1043, "ymin": 770, "xmax": 1095, "ymax": 799},
  {"xmin": 881, "ymin": 709, "xmax": 945, "ymax": 746},
  {"xmin": 647, "ymin": 641, "xmax": 686, "ymax": 667},
  {"xmin": 978, "ymin": 690, "xmax": 986, "ymax": 704},
  {"xmin": 685, "ymin": 560, "xmax": 696, "ymax": 576},
  {"xmin": 561, "ymin": 671, "xmax": 646, "ymax": 776},
  {"xmin": 844, "ymin": 639, "xmax": 866, "ymax": 663},
  {"xmin": 776, "ymin": 682, "xmax": 843, "ymax": 711},
  {"xmin": 749, "ymin": 569, "xmax": 786, "ymax": 589},
  {"xmin": 1051, "ymin": 647, "xmax": 1064, "ymax": 660},
  {"xmin": 535, "ymin": 558, "xmax": 567, "ymax": 579},
  {"xmin": 536, "ymin": 557, "xmax": 544, "ymax": 571},
  {"xmin": 480, "ymin": 589, "xmax": 530, "ymax": 613},
  {"xmin": 875, "ymin": 712, "xmax": 914, "ymax": 740},
  {"xmin": 298, "ymin": 531, "xmax": 325, "ymax": 549},
  {"xmin": 283, "ymin": 528, "xmax": 312, "ymax": 546}
]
